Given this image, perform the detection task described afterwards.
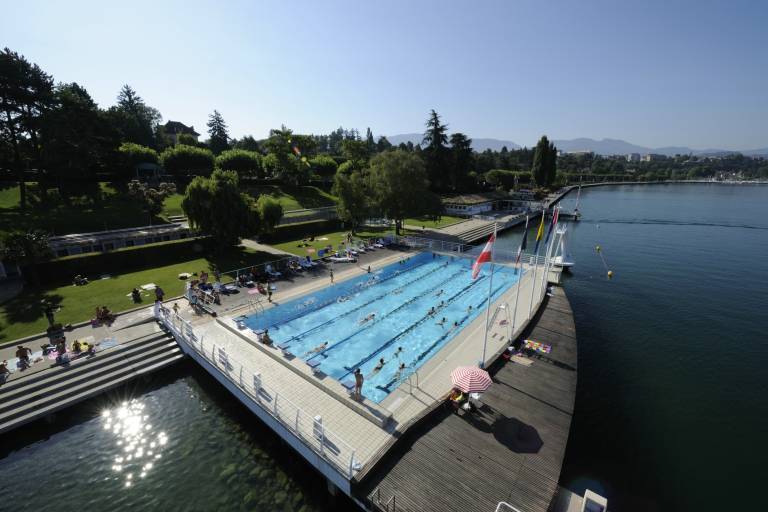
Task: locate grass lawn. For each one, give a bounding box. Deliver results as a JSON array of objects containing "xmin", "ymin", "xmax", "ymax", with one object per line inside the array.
[
  {"xmin": 246, "ymin": 184, "xmax": 337, "ymax": 211},
  {"xmin": 404, "ymin": 215, "xmax": 465, "ymax": 229},
  {"xmin": 0, "ymin": 246, "xmax": 276, "ymax": 342},
  {"xmin": 162, "ymin": 193, "xmax": 185, "ymax": 217},
  {"xmin": 270, "ymin": 226, "xmax": 395, "ymax": 258}
]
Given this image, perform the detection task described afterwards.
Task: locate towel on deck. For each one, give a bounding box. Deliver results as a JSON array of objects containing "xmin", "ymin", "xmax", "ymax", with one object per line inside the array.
[{"xmin": 523, "ymin": 339, "xmax": 552, "ymax": 354}]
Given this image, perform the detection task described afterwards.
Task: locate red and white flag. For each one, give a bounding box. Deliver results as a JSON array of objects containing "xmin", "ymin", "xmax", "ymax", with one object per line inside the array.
[{"xmin": 471, "ymin": 232, "xmax": 495, "ymax": 279}]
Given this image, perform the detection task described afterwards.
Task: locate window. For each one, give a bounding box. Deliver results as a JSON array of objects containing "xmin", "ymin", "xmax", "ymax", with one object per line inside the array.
[{"xmin": 125, "ymin": 240, "xmax": 135, "ymax": 247}]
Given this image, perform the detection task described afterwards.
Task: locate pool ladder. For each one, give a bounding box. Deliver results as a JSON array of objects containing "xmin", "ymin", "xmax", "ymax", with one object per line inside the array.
[{"xmin": 247, "ymin": 297, "xmax": 265, "ymax": 314}]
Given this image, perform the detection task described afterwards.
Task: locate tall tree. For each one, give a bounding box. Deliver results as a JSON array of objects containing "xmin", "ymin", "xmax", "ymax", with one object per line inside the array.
[
  {"xmin": 531, "ymin": 135, "xmax": 557, "ymax": 187},
  {"xmin": 127, "ymin": 180, "xmax": 176, "ymax": 224},
  {"xmin": 160, "ymin": 144, "xmax": 214, "ymax": 176},
  {"xmin": 215, "ymin": 149, "xmax": 263, "ymax": 178},
  {"xmin": 422, "ymin": 109, "xmax": 449, "ymax": 190},
  {"xmin": 0, "ymin": 48, "xmax": 54, "ymax": 209},
  {"xmin": 256, "ymin": 195, "xmax": 283, "ymax": 233},
  {"xmin": 448, "ymin": 132, "xmax": 473, "ymax": 190},
  {"xmin": 0, "ymin": 230, "xmax": 52, "ymax": 285},
  {"xmin": 376, "ymin": 136, "xmax": 393, "ymax": 152},
  {"xmin": 182, "ymin": 170, "xmax": 259, "ymax": 247},
  {"xmin": 233, "ymin": 135, "xmax": 261, "ymax": 152},
  {"xmin": 367, "ymin": 150, "xmax": 439, "ymax": 234},
  {"xmin": 365, "ymin": 127, "xmax": 375, "ymax": 154},
  {"xmin": 333, "ymin": 169, "xmax": 369, "ymax": 234},
  {"xmin": 110, "ymin": 85, "xmax": 161, "ymax": 148},
  {"xmin": 263, "ymin": 125, "xmax": 309, "ymax": 184},
  {"xmin": 207, "ymin": 110, "xmax": 230, "ymax": 155}
]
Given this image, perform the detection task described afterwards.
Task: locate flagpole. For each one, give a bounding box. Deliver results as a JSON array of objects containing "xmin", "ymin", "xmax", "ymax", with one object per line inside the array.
[
  {"xmin": 480, "ymin": 223, "xmax": 497, "ymax": 368},
  {"xmin": 510, "ymin": 216, "xmax": 529, "ymax": 337},
  {"xmin": 540, "ymin": 206, "xmax": 561, "ymax": 298},
  {"xmin": 528, "ymin": 208, "xmax": 545, "ymax": 317}
]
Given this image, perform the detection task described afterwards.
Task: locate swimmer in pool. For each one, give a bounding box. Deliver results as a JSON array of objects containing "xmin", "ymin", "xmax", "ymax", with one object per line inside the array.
[
  {"xmin": 303, "ymin": 341, "xmax": 329, "ymax": 357},
  {"xmin": 427, "ymin": 306, "xmax": 436, "ymax": 316},
  {"xmin": 435, "ymin": 289, "xmax": 444, "ymax": 297},
  {"xmin": 359, "ymin": 313, "xmax": 376, "ymax": 324},
  {"xmin": 449, "ymin": 321, "xmax": 460, "ymax": 332},
  {"xmin": 436, "ymin": 317, "xmax": 447, "ymax": 327},
  {"xmin": 394, "ymin": 362, "xmax": 407, "ymax": 381},
  {"xmin": 367, "ymin": 357, "xmax": 387, "ymax": 378},
  {"xmin": 466, "ymin": 305, "xmax": 473, "ymax": 313},
  {"xmin": 394, "ymin": 346, "xmax": 404, "ymax": 359}
]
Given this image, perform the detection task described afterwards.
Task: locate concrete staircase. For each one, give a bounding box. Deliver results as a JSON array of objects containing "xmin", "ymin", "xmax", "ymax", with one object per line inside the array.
[{"xmin": 0, "ymin": 331, "xmax": 184, "ymax": 435}]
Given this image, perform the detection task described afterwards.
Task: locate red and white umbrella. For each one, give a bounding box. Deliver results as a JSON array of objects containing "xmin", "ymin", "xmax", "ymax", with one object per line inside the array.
[{"xmin": 450, "ymin": 366, "xmax": 492, "ymax": 393}]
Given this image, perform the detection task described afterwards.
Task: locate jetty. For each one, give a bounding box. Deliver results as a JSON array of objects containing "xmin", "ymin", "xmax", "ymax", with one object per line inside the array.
[{"xmin": 355, "ymin": 286, "xmax": 577, "ymax": 512}]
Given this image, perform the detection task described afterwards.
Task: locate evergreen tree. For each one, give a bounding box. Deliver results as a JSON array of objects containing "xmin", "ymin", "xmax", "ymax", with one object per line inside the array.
[
  {"xmin": 531, "ymin": 135, "xmax": 557, "ymax": 187},
  {"xmin": 111, "ymin": 85, "xmax": 161, "ymax": 148},
  {"xmin": 207, "ymin": 110, "xmax": 230, "ymax": 155},
  {"xmin": 365, "ymin": 127, "xmax": 375, "ymax": 154},
  {"xmin": 422, "ymin": 109, "xmax": 449, "ymax": 190},
  {"xmin": 448, "ymin": 133, "xmax": 473, "ymax": 190},
  {"xmin": 376, "ymin": 136, "xmax": 393, "ymax": 152}
]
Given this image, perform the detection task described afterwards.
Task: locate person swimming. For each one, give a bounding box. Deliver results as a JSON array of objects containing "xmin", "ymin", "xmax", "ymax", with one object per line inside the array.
[
  {"xmin": 359, "ymin": 313, "xmax": 376, "ymax": 324},
  {"xmin": 303, "ymin": 341, "xmax": 329, "ymax": 357},
  {"xmin": 449, "ymin": 321, "xmax": 460, "ymax": 332},
  {"xmin": 467, "ymin": 305, "xmax": 473, "ymax": 313},
  {"xmin": 427, "ymin": 306, "xmax": 436, "ymax": 316},
  {"xmin": 437, "ymin": 317, "xmax": 447, "ymax": 326},
  {"xmin": 435, "ymin": 289, "xmax": 444, "ymax": 297},
  {"xmin": 394, "ymin": 362, "xmax": 407, "ymax": 381},
  {"xmin": 394, "ymin": 346, "xmax": 404, "ymax": 358},
  {"xmin": 367, "ymin": 357, "xmax": 387, "ymax": 378}
]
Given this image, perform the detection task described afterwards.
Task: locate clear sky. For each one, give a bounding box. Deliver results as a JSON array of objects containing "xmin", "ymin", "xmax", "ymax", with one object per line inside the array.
[{"xmin": 3, "ymin": 0, "xmax": 767, "ymax": 150}]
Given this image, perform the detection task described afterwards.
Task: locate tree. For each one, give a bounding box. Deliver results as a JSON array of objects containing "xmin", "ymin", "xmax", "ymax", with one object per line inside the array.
[
  {"xmin": 215, "ymin": 149, "xmax": 263, "ymax": 177},
  {"xmin": 449, "ymin": 132, "xmax": 473, "ymax": 190},
  {"xmin": 367, "ymin": 150, "xmax": 439, "ymax": 234},
  {"xmin": 234, "ymin": 135, "xmax": 261, "ymax": 152},
  {"xmin": 341, "ymin": 139, "xmax": 370, "ymax": 166},
  {"xmin": 263, "ymin": 125, "xmax": 310, "ymax": 184},
  {"xmin": 207, "ymin": 110, "xmax": 229, "ymax": 155},
  {"xmin": 256, "ymin": 195, "xmax": 283, "ymax": 233},
  {"xmin": 531, "ymin": 135, "xmax": 557, "ymax": 187},
  {"xmin": 40, "ymin": 83, "xmax": 115, "ymax": 199},
  {"xmin": 422, "ymin": 109, "xmax": 449, "ymax": 190},
  {"xmin": 309, "ymin": 154, "xmax": 338, "ymax": 179},
  {"xmin": 376, "ymin": 136, "xmax": 393, "ymax": 153},
  {"xmin": 182, "ymin": 170, "xmax": 259, "ymax": 247},
  {"xmin": 118, "ymin": 142, "xmax": 159, "ymax": 180},
  {"xmin": 365, "ymin": 127, "xmax": 375, "ymax": 154},
  {"xmin": 160, "ymin": 144, "xmax": 214, "ymax": 176},
  {"xmin": 0, "ymin": 48, "xmax": 54, "ymax": 209},
  {"xmin": 109, "ymin": 85, "xmax": 161, "ymax": 148},
  {"xmin": 1, "ymin": 230, "xmax": 52, "ymax": 285},
  {"xmin": 178, "ymin": 133, "xmax": 200, "ymax": 146},
  {"xmin": 333, "ymin": 169, "xmax": 369, "ymax": 234},
  {"xmin": 127, "ymin": 180, "xmax": 176, "ymax": 223}
]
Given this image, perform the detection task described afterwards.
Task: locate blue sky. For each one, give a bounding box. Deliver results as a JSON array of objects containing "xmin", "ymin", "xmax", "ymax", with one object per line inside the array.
[{"xmin": 3, "ymin": 0, "xmax": 767, "ymax": 149}]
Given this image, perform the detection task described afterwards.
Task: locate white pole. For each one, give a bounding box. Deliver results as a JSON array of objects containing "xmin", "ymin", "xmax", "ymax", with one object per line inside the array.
[
  {"xmin": 540, "ymin": 206, "xmax": 561, "ymax": 298},
  {"xmin": 528, "ymin": 208, "xmax": 546, "ymax": 317},
  {"xmin": 480, "ymin": 223, "xmax": 497, "ymax": 368},
  {"xmin": 510, "ymin": 216, "xmax": 529, "ymax": 337}
]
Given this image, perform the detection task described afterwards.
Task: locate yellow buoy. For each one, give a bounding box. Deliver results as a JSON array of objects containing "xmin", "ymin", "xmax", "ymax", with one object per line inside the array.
[
  {"xmin": 607, "ymin": 270, "xmax": 613, "ymax": 279},
  {"xmin": 596, "ymin": 245, "xmax": 601, "ymax": 252}
]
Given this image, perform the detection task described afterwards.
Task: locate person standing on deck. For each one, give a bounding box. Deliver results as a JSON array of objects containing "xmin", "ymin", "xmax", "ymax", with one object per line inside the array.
[
  {"xmin": 354, "ymin": 368, "xmax": 364, "ymax": 399},
  {"xmin": 329, "ymin": 268, "xmax": 334, "ymax": 284}
]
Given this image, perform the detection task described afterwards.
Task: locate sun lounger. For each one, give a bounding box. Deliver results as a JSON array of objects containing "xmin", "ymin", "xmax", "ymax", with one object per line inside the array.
[
  {"xmin": 329, "ymin": 256, "xmax": 356, "ymax": 263},
  {"xmin": 265, "ymin": 264, "xmax": 282, "ymax": 278}
]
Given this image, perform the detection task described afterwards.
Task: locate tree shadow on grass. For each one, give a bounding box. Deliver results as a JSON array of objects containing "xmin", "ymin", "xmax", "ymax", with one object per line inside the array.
[{"xmin": 1, "ymin": 289, "xmax": 64, "ymax": 334}]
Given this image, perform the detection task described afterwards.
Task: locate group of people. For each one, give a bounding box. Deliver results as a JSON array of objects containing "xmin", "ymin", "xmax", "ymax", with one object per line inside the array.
[{"xmin": 93, "ymin": 306, "xmax": 115, "ymax": 325}]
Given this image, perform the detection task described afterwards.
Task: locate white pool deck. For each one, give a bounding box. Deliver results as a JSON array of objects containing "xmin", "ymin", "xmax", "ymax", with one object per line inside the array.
[{"xmin": 175, "ymin": 249, "xmax": 552, "ymax": 480}]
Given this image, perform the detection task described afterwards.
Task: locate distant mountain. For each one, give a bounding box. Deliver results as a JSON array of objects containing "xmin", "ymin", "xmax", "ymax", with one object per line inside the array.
[
  {"xmin": 387, "ymin": 133, "xmax": 768, "ymax": 157},
  {"xmin": 387, "ymin": 133, "xmax": 521, "ymax": 152}
]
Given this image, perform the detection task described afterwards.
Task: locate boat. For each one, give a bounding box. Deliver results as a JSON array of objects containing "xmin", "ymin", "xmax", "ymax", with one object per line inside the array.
[{"xmin": 552, "ymin": 225, "xmax": 575, "ymax": 269}]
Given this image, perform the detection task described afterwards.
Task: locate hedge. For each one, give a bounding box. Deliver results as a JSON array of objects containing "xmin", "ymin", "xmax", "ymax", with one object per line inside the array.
[
  {"xmin": 260, "ymin": 219, "xmax": 341, "ymax": 243},
  {"xmin": 29, "ymin": 237, "xmax": 208, "ymax": 284}
]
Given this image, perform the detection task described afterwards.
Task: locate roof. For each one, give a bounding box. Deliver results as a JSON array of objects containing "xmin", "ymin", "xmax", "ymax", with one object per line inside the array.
[
  {"xmin": 442, "ymin": 191, "xmax": 507, "ymax": 205},
  {"xmin": 164, "ymin": 120, "xmax": 200, "ymax": 136}
]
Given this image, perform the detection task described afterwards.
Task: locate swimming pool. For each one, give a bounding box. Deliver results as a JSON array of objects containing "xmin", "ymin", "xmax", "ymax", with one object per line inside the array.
[{"xmin": 240, "ymin": 252, "xmax": 521, "ymax": 403}]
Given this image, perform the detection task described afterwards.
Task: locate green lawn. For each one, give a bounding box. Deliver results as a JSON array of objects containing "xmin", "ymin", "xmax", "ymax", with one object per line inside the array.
[
  {"xmin": 162, "ymin": 193, "xmax": 185, "ymax": 217},
  {"xmin": 246, "ymin": 184, "xmax": 337, "ymax": 211},
  {"xmin": 270, "ymin": 226, "xmax": 395, "ymax": 258},
  {"xmin": 404, "ymin": 215, "xmax": 465, "ymax": 229},
  {"xmin": 0, "ymin": 246, "xmax": 275, "ymax": 342}
]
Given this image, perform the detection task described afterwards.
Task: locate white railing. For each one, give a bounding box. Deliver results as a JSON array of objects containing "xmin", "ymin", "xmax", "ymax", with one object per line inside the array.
[
  {"xmin": 495, "ymin": 502, "xmax": 522, "ymax": 512},
  {"xmin": 156, "ymin": 308, "xmax": 361, "ymax": 479},
  {"xmin": 393, "ymin": 235, "xmax": 472, "ymax": 254}
]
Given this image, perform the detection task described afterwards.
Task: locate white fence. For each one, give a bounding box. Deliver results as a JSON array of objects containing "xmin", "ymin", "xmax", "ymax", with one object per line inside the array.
[{"xmin": 155, "ymin": 308, "xmax": 361, "ymax": 479}]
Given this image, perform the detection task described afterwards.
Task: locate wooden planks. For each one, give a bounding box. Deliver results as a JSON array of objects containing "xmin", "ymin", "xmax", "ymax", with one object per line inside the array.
[{"xmin": 357, "ymin": 287, "xmax": 577, "ymax": 512}]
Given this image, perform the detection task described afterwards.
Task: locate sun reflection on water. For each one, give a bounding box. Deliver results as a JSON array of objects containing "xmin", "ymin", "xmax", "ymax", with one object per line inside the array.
[{"xmin": 102, "ymin": 399, "xmax": 168, "ymax": 488}]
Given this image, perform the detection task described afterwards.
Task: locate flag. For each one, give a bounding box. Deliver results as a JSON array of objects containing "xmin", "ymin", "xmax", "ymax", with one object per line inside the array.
[
  {"xmin": 532, "ymin": 209, "xmax": 546, "ymax": 254},
  {"xmin": 514, "ymin": 216, "xmax": 529, "ymax": 271},
  {"xmin": 543, "ymin": 207, "xmax": 560, "ymax": 245},
  {"xmin": 471, "ymin": 232, "xmax": 495, "ymax": 279}
]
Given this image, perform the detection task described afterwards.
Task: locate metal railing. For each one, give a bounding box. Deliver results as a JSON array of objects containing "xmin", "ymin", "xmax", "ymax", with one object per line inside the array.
[
  {"xmin": 393, "ymin": 235, "xmax": 473, "ymax": 254},
  {"xmin": 495, "ymin": 502, "xmax": 522, "ymax": 512},
  {"xmin": 155, "ymin": 308, "xmax": 361, "ymax": 479},
  {"xmin": 375, "ymin": 487, "xmax": 397, "ymax": 512},
  {"xmin": 278, "ymin": 206, "xmax": 338, "ymax": 226}
]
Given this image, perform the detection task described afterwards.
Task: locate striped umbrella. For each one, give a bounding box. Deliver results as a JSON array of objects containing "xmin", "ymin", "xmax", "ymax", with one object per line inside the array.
[{"xmin": 450, "ymin": 366, "xmax": 492, "ymax": 393}]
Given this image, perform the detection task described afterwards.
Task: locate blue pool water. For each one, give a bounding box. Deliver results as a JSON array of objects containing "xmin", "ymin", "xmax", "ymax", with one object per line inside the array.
[{"xmin": 241, "ymin": 252, "xmax": 521, "ymax": 403}]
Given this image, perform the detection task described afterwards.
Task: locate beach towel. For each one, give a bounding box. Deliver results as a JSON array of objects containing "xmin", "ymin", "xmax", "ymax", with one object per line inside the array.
[{"xmin": 523, "ymin": 339, "xmax": 552, "ymax": 354}]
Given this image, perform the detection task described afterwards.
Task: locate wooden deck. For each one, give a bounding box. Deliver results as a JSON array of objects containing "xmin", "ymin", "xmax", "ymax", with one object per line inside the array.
[{"xmin": 355, "ymin": 286, "xmax": 577, "ymax": 512}]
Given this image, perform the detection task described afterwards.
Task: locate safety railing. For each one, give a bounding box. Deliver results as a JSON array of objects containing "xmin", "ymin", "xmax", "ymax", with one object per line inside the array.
[
  {"xmin": 155, "ymin": 308, "xmax": 361, "ymax": 479},
  {"xmin": 393, "ymin": 235, "xmax": 473, "ymax": 254},
  {"xmin": 495, "ymin": 502, "xmax": 522, "ymax": 512}
]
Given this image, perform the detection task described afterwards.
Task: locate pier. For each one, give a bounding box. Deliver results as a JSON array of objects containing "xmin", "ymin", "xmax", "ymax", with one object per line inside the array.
[{"xmin": 355, "ymin": 286, "xmax": 577, "ymax": 512}]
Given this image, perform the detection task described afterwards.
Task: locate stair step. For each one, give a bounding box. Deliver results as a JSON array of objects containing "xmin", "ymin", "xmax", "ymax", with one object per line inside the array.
[
  {"xmin": 0, "ymin": 352, "xmax": 185, "ymax": 435},
  {"xmin": 0, "ymin": 346, "xmax": 183, "ymax": 428}
]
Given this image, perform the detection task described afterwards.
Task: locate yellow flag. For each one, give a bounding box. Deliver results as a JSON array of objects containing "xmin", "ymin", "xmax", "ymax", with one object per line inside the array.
[{"xmin": 536, "ymin": 211, "xmax": 545, "ymax": 241}]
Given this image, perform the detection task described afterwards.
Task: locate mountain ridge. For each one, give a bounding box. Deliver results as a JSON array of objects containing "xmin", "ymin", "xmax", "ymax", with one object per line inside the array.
[{"xmin": 385, "ymin": 133, "xmax": 768, "ymax": 157}]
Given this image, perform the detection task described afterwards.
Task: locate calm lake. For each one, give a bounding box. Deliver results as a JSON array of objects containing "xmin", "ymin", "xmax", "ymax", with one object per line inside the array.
[
  {"xmin": 497, "ymin": 183, "xmax": 768, "ymax": 511},
  {"xmin": 0, "ymin": 183, "xmax": 765, "ymax": 511}
]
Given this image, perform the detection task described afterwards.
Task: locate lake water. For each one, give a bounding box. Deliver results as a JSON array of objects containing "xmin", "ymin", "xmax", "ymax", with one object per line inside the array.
[
  {"xmin": 496, "ymin": 183, "xmax": 768, "ymax": 511},
  {"xmin": 1, "ymin": 183, "xmax": 765, "ymax": 511}
]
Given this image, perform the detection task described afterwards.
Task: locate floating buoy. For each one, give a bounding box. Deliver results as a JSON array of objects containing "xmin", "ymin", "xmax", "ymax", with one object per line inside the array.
[
  {"xmin": 607, "ymin": 270, "xmax": 613, "ymax": 279},
  {"xmin": 595, "ymin": 245, "xmax": 601, "ymax": 252}
]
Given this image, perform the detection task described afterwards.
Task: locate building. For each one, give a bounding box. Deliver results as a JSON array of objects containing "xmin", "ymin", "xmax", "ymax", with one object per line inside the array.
[
  {"xmin": 626, "ymin": 153, "xmax": 641, "ymax": 162},
  {"xmin": 48, "ymin": 224, "xmax": 192, "ymax": 258},
  {"xmin": 641, "ymin": 153, "xmax": 665, "ymax": 162},
  {"xmin": 163, "ymin": 121, "xmax": 200, "ymax": 144},
  {"xmin": 442, "ymin": 193, "xmax": 501, "ymax": 216}
]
